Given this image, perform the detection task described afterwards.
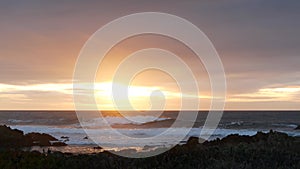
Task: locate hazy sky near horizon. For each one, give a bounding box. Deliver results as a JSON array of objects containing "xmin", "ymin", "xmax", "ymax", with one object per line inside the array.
[{"xmin": 0, "ymin": 0, "xmax": 300, "ymax": 110}]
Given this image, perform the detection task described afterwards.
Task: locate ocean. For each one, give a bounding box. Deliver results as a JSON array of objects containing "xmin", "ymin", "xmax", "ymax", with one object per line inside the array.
[{"xmin": 0, "ymin": 111, "xmax": 299, "ymax": 154}]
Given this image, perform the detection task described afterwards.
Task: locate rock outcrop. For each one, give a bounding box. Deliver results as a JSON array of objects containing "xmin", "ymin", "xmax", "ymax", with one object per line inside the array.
[
  {"xmin": 0, "ymin": 125, "xmax": 66, "ymax": 149},
  {"xmin": 0, "ymin": 127, "xmax": 300, "ymax": 169}
]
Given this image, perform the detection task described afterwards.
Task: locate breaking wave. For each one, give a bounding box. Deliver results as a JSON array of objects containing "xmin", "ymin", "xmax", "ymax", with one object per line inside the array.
[{"xmin": 79, "ymin": 116, "xmax": 172, "ymax": 128}]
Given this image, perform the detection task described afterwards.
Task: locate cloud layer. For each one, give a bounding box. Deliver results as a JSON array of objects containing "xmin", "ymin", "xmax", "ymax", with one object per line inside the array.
[{"xmin": 0, "ymin": 0, "xmax": 299, "ymax": 110}]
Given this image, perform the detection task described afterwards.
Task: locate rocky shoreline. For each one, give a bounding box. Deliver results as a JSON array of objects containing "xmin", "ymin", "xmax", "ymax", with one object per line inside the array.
[
  {"xmin": 0, "ymin": 125, "xmax": 67, "ymax": 149},
  {"xmin": 0, "ymin": 125, "xmax": 299, "ymax": 169}
]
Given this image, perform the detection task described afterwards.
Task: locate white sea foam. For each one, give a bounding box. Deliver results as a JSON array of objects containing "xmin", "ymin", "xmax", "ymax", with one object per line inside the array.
[
  {"xmin": 78, "ymin": 116, "xmax": 171, "ymax": 128},
  {"xmin": 11, "ymin": 124, "xmax": 300, "ymax": 149},
  {"xmin": 272, "ymin": 123, "xmax": 298, "ymax": 128},
  {"xmin": 7, "ymin": 119, "xmax": 33, "ymax": 123},
  {"xmin": 3, "ymin": 111, "xmax": 300, "ymax": 154}
]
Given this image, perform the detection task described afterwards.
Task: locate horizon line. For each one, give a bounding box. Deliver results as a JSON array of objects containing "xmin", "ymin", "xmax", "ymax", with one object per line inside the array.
[{"xmin": 0, "ymin": 109, "xmax": 299, "ymax": 112}]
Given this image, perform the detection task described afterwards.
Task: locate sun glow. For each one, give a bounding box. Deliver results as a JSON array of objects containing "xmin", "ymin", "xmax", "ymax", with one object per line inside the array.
[
  {"xmin": 229, "ymin": 86, "xmax": 300, "ymax": 102},
  {"xmin": 94, "ymin": 82, "xmax": 161, "ymax": 98},
  {"xmin": 94, "ymin": 82, "xmax": 179, "ymax": 110},
  {"xmin": 2, "ymin": 82, "xmax": 299, "ymax": 110},
  {"xmin": 0, "ymin": 82, "xmax": 206, "ymax": 110}
]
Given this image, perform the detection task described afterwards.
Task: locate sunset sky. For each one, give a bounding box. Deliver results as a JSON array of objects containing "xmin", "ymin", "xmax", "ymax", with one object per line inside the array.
[{"xmin": 0, "ymin": 0, "xmax": 300, "ymax": 110}]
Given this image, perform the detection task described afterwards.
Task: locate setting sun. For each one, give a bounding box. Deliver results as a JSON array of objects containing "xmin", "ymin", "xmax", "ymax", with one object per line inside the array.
[{"xmin": 94, "ymin": 82, "xmax": 181, "ymax": 110}]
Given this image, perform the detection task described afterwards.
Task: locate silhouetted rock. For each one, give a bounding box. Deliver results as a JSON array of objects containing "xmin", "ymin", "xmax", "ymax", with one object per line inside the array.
[
  {"xmin": 61, "ymin": 136, "xmax": 69, "ymax": 142},
  {"xmin": 1, "ymin": 126, "xmax": 300, "ymax": 169},
  {"xmin": 93, "ymin": 146, "xmax": 102, "ymax": 150},
  {"xmin": 197, "ymin": 130, "xmax": 294, "ymax": 148},
  {"xmin": 25, "ymin": 132, "xmax": 58, "ymax": 146},
  {"xmin": 61, "ymin": 136, "xmax": 69, "ymax": 139},
  {"xmin": 0, "ymin": 125, "xmax": 67, "ymax": 149},
  {"xmin": 186, "ymin": 136, "xmax": 199, "ymax": 146},
  {"xmin": 295, "ymin": 125, "xmax": 300, "ymax": 130},
  {"xmin": 52, "ymin": 142, "xmax": 67, "ymax": 146},
  {"xmin": 0, "ymin": 125, "xmax": 25, "ymax": 148}
]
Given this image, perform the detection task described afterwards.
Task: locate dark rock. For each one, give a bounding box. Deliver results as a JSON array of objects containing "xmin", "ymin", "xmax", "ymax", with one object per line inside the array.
[
  {"xmin": 61, "ymin": 136, "xmax": 69, "ymax": 139},
  {"xmin": 0, "ymin": 125, "xmax": 67, "ymax": 149},
  {"xmin": 93, "ymin": 146, "xmax": 102, "ymax": 150},
  {"xmin": 25, "ymin": 132, "xmax": 58, "ymax": 146},
  {"xmin": 83, "ymin": 136, "xmax": 88, "ymax": 139},
  {"xmin": 295, "ymin": 125, "xmax": 300, "ymax": 130},
  {"xmin": 0, "ymin": 125, "xmax": 25, "ymax": 148},
  {"xmin": 61, "ymin": 136, "xmax": 69, "ymax": 142},
  {"xmin": 52, "ymin": 142, "xmax": 67, "ymax": 146},
  {"xmin": 186, "ymin": 136, "xmax": 199, "ymax": 146},
  {"xmin": 1, "ymin": 128, "xmax": 300, "ymax": 169}
]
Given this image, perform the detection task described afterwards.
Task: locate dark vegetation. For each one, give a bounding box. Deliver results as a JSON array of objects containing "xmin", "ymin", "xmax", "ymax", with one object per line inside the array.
[{"xmin": 0, "ymin": 125, "xmax": 299, "ymax": 169}]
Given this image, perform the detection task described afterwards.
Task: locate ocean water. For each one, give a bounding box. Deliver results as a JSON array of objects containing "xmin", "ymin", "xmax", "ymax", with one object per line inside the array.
[{"xmin": 0, "ymin": 111, "xmax": 299, "ymax": 154}]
